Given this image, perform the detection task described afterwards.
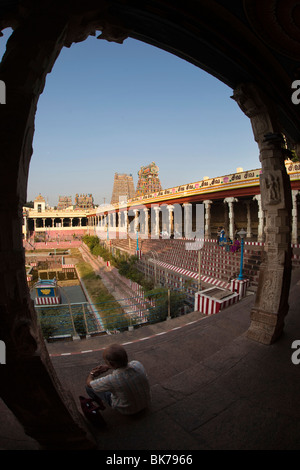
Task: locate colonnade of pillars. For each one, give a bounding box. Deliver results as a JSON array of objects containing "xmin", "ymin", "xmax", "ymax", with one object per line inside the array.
[
  {"xmin": 28, "ymin": 216, "xmax": 86, "ymax": 230},
  {"xmin": 88, "ymin": 192, "xmax": 299, "ymax": 243}
]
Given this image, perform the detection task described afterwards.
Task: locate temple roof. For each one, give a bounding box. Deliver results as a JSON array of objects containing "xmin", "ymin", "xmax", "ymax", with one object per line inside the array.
[{"xmin": 34, "ymin": 194, "xmax": 45, "ymax": 202}]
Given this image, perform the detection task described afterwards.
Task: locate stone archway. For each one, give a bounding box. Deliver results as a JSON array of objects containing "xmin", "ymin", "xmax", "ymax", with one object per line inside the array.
[
  {"xmin": 0, "ymin": 0, "xmax": 299, "ymax": 450},
  {"xmin": 0, "ymin": 9, "xmax": 97, "ymax": 450}
]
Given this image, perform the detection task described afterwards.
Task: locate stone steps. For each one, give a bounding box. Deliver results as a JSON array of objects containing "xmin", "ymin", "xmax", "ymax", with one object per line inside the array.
[{"xmin": 110, "ymin": 237, "xmax": 299, "ymax": 291}]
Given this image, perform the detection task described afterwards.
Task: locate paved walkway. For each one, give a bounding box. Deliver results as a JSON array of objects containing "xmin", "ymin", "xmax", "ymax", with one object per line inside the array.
[{"xmin": 1, "ymin": 267, "xmax": 300, "ymax": 451}]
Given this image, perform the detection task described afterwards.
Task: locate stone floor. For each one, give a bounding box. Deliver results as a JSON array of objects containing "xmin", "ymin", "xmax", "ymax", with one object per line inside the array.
[{"xmin": 1, "ymin": 268, "xmax": 300, "ymax": 453}]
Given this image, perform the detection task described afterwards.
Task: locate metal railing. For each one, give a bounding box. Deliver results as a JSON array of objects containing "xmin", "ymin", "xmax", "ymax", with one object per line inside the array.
[{"xmin": 35, "ymin": 289, "xmax": 192, "ymax": 341}]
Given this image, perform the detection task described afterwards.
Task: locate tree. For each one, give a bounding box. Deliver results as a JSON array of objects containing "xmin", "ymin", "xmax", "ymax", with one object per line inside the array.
[
  {"xmin": 74, "ymin": 314, "xmax": 87, "ymax": 336},
  {"xmin": 146, "ymin": 288, "xmax": 185, "ymax": 323}
]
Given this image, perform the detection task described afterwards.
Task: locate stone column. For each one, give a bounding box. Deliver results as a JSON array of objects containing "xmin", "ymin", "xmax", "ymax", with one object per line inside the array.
[
  {"xmin": 232, "ymin": 83, "xmax": 292, "ymax": 344},
  {"xmin": 223, "ymin": 202, "xmax": 229, "ymax": 235},
  {"xmin": 133, "ymin": 209, "xmax": 139, "ymax": 232},
  {"xmin": 23, "ymin": 213, "xmax": 28, "ymax": 240},
  {"xmin": 291, "ymin": 190, "xmax": 299, "ymax": 245},
  {"xmin": 151, "ymin": 206, "xmax": 160, "ymax": 238},
  {"xmin": 173, "ymin": 204, "xmax": 183, "ymax": 237},
  {"xmin": 167, "ymin": 205, "xmax": 174, "ymax": 236},
  {"xmin": 124, "ymin": 211, "xmax": 127, "ymax": 229},
  {"xmin": 142, "ymin": 208, "xmax": 149, "ymax": 237},
  {"xmin": 111, "ymin": 213, "xmax": 114, "ymax": 228},
  {"xmin": 253, "ymin": 194, "xmax": 264, "ymax": 242},
  {"xmin": 117, "ymin": 211, "xmax": 123, "ymax": 239},
  {"xmin": 183, "ymin": 203, "xmax": 192, "ymax": 238},
  {"xmin": 244, "ymin": 201, "xmax": 252, "ymax": 239},
  {"xmin": 203, "ymin": 200, "xmax": 212, "ymax": 239},
  {"xmin": 224, "ymin": 197, "xmax": 238, "ymax": 239}
]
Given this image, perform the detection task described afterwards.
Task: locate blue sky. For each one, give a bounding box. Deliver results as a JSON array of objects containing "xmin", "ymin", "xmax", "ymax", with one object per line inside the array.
[{"xmin": 1, "ymin": 28, "xmax": 259, "ymax": 207}]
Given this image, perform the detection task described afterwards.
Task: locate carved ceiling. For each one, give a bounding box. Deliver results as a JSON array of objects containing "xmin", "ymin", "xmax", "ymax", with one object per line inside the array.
[
  {"xmin": 0, "ymin": 0, "xmax": 300, "ymax": 141},
  {"xmin": 244, "ymin": 0, "xmax": 300, "ymax": 60}
]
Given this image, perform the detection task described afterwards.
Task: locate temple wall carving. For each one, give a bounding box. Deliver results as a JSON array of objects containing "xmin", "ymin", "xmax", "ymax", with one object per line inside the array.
[{"xmin": 232, "ymin": 83, "xmax": 292, "ymax": 344}]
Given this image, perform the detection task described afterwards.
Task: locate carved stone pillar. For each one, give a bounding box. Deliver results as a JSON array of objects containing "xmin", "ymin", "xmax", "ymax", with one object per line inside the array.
[
  {"xmin": 23, "ymin": 213, "xmax": 28, "ymax": 240},
  {"xmin": 224, "ymin": 197, "xmax": 238, "ymax": 240},
  {"xmin": 118, "ymin": 210, "xmax": 126, "ymax": 239},
  {"xmin": 133, "ymin": 209, "xmax": 139, "ymax": 232},
  {"xmin": 124, "ymin": 210, "xmax": 128, "ymax": 231},
  {"xmin": 223, "ymin": 202, "xmax": 229, "ymax": 235},
  {"xmin": 253, "ymin": 194, "xmax": 264, "ymax": 242},
  {"xmin": 203, "ymin": 200, "xmax": 212, "ymax": 239},
  {"xmin": 173, "ymin": 204, "xmax": 182, "ymax": 238},
  {"xmin": 0, "ymin": 12, "xmax": 95, "ymax": 449},
  {"xmin": 151, "ymin": 206, "xmax": 160, "ymax": 238},
  {"xmin": 232, "ymin": 83, "xmax": 292, "ymax": 344},
  {"xmin": 244, "ymin": 201, "xmax": 252, "ymax": 238},
  {"xmin": 183, "ymin": 203, "xmax": 192, "ymax": 238},
  {"xmin": 167, "ymin": 205, "xmax": 174, "ymax": 235},
  {"xmin": 142, "ymin": 208, "xmax": 149, "ymax": 237}
]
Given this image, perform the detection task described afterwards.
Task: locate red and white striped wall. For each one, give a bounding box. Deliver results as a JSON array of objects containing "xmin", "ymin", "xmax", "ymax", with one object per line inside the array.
[
  {"xmin": 194, "ymin": 278, "xmax": 249, "ymax": 315},
  {"xmin": 230, "ymin": 278, "xmax": 250, "ymax": 299},
  {"xmin": 35, "ymin": 297, "xmax": 61, "ymax": 305},
  {"xmin": 194, "ymin": 288, "xmax": 239, "ymax": 315}
]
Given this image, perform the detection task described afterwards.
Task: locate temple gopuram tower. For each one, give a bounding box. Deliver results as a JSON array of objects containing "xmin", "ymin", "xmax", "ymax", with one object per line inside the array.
[
  {"xmin": 57, "ymin": 196, "xmax": 72, "ymax": 210},
  {"xmin": 74, "ymin": 194, "xmax": 94, "ymax": 209},
  {"xmin": 111, "ymin": 173, "xmax": 135, "ymax": 204},
  {"xmin": 135, "ymin": 162, "xmax": 162, "ymax": 197}
]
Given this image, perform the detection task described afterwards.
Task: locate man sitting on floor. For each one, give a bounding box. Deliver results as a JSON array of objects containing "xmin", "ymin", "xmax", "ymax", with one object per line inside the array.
[{"xmin": 86, "ymin": 343, "xmax": 151, "ymax": 416}]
